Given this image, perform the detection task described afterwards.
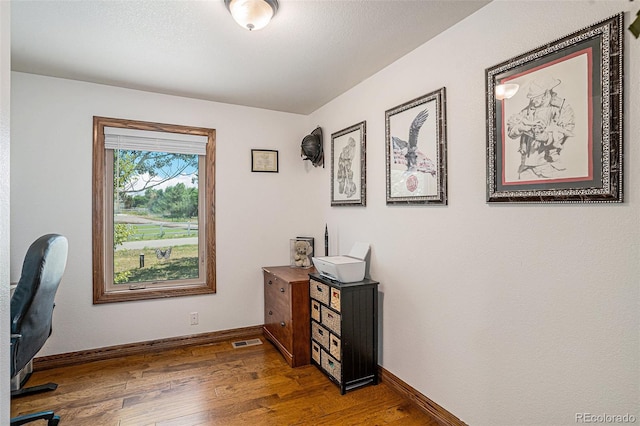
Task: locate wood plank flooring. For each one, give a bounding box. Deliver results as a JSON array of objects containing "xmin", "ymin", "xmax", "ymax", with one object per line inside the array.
[{"xmin": 11, "ymin": 335, "xmax": 439, "ymax": 425}]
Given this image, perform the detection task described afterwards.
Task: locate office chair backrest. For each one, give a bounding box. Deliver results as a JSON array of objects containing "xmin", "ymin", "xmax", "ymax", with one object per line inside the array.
[{"xmin": 10, "ymin": 234, "xmax": 68, "ymax": 376}]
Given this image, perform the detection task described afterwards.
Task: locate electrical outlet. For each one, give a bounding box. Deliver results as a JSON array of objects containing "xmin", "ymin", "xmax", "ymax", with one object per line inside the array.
[{"xmin": 190, "ymin": 312, "xmax": 199, "ymax": 325}]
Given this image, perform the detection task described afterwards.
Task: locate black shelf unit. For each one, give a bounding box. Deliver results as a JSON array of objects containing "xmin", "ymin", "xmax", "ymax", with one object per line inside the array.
[{"xmin": 309, "ymin": 273, "xmax": 379, "ymax": 394}]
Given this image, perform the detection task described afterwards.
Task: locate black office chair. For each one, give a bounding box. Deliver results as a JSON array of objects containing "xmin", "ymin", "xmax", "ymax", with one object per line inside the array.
[{"xmin": 10, "ymin": 234, "xmax": 68, "ymax": 426}]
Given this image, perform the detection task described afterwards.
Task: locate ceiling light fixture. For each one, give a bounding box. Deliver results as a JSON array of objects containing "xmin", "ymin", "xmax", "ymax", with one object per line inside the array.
[{"xmin": 224, "ymin": 0, "xmax": 279, "ymax": 31}]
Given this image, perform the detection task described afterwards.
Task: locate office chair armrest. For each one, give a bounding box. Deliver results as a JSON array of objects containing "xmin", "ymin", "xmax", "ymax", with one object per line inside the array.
[{"xmin": 10, "ymin": 334, "xmax": 21, "ymax": 349}]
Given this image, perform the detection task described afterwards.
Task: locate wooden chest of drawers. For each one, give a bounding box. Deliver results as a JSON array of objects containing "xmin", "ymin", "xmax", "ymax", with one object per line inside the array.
[
  {"xmin": 262, "ymin": 266, "xmax": 314, "ymax": 367},
  {"xmin": 309, "ymin": 273, "xmax": 379, "ymax": 394}
]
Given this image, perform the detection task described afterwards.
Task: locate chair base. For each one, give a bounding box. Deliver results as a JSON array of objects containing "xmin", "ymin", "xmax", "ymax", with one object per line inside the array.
[
  {"xmin": 10, "ymin": 410, "xmax": 60, "ymax": 426},
  {"xmin": 11, "ymin": 359, "xmax": 58, "ymax": 398},
  {"xmin": 10, "ymin": 360, "xmax": 33, "ymax": 391},
  {"xmin": 10, "ymin": 361, "xmax": 60, "ymax": 424},
  {"xmin": 11, "ymin": 382, "xmax": 58, "ymax": 398}
]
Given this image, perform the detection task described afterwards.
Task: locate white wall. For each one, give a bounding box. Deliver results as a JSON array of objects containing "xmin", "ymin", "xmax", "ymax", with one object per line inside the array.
[
  {"xmin": 0, "ymin": 2, "xmax": 11, "ymax": 424},
  {"xmin": 10, "ymin": 73, "xmax": 324, "ymax": 355},
  {"xmin": 308, "ymin": 1, "xmax": 639, "ymax": 425}
]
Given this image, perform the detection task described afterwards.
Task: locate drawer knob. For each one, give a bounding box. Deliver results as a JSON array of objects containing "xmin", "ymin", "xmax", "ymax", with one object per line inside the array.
[
  {"xmin": 280, "ymin": 288, "xmax": 285, "ymax": 293},
  {"xmin": 268, "ymin": 310, "xmax": 273, "ymax": 315},
  {"xmin": 280, "ymin": 321, "xmax": 285, "ymax": 327},
  {"xmin": 268, "ymin": 280, "xmax": 273, "ymax": 285}
]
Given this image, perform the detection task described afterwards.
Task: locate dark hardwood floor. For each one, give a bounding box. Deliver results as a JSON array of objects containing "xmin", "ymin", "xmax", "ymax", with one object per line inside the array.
[{"xmin": 11, "ymin": 335, "xmax": 439, "ymax": 425}]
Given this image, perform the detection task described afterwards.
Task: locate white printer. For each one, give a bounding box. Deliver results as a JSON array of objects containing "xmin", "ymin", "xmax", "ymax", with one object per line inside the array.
[{"xmin": 312, "ymin": 242, "xmax": 370, "ymax": 283}]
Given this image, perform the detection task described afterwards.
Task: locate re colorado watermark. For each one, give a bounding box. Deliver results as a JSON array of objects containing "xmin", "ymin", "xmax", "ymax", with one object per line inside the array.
[{"xmin": 576, "ymin": 413, "xmax": 637, "ymax": 423}]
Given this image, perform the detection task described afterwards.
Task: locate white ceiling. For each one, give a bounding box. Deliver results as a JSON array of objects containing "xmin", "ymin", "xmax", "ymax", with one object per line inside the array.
[{"xmin": 10, "ymin": 0, "xmax": 490, "ymax": 115}]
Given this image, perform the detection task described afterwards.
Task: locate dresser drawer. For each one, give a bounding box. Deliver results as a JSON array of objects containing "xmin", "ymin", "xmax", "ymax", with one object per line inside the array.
[
  {"xmin": 311, "ymin": 340, "xmax": 321, "ymax": 364},
  {"xmin": 263, "ymin": 271, "xmax": 280, "ymax": 287},
  {"xmin": 330, "ymin": 287, "xmax": 341, "ymax": 312},
  {"xmin": 264, "ymin": 273, "xmax": 291, "ymax": 316},
  {"xmin": 310, "ymin": 279, "xmax": 330, "ymax": 305},
  {"xmin": 264, "ymin": 307, "xmax": 292, "ymax": 350},
  {"xmin": 329, "ymin": 333, "xmax": 341, "ymax": 360},
  {"xmin": 265, "ymin": 273, "xmax": 289, "ymax": 299},
  {"xmin": 265, "ymin": 288, "xmax": 290, "ymax": 321},
  {"xmin": 264, "ymin": 283, "xmax": 290, "ymax": 317},
  {"xmin": 321, "ymin": 349, "xmax": 342, "ymax": 384},
  {"xmin": 311, "ymin": 321, "xmax": 329, "ymax": 349},
  {"xmin": 320, "ymin": 305, "xmax": 341, "ymax": 335},
  {"xmin": 311, "ymin": 299, "xmax": 321, "ymax": 322}
]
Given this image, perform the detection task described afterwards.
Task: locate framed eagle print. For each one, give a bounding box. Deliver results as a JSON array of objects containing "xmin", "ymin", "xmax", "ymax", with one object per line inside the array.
[{"xmin": 385, "ymin": 87, "xmax": 447, "ymax": 205}]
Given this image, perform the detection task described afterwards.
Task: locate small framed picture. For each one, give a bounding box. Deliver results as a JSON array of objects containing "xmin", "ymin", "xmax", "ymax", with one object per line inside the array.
[
  {"xmin": 251, "ymin": 149, "xmax": 278, "ymax": 173},
  {"xmin": 485, "ymin": 13, "xmax": 623, "ymax": 203},
  {"xmin": 331, "ymin": 121, "xmax": 366, "ymax": 206},
  {"xmin": 385, "ymin": 87, "xmax": 447, "ymax": 205}
]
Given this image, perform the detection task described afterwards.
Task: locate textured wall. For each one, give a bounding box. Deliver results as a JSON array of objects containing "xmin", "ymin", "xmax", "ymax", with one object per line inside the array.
[
  {"xmin": 307, "ymin": 1, "xmax": 639, "ymax": 425},
  {"xmin": 10, "ymin": 73, "xmax": 322, "ymax": 355}
]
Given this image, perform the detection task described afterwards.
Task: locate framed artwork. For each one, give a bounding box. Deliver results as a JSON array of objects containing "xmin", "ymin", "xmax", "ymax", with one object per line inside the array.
[
  {"xmin": 331, "ymin": 121, "xmax": 366, "ymax": 206},
  {"xmin": 385, "ymin": 87, "xmax": 447, "ymax": 205},
  {"xmin": 251, "ymin": 149, "xmax": 278, "ymax": 173},
  {"xmin": 486, "ymin": 13, "xmax": 623, "ymax": 203}
]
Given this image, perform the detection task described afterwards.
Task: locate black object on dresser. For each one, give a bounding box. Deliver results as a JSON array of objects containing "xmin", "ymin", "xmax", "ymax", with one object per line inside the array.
[{"xmin": 309, "ymin": 272, "xmax": 379, "ymax": 394}]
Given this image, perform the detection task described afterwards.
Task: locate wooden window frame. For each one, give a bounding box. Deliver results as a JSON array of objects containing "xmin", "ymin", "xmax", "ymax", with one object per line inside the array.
[{"xmin": 92, "ymin": 116, "xmax": 216, "ymax": 304}]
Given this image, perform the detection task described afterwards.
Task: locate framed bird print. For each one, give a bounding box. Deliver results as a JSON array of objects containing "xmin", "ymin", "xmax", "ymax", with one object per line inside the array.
[{"xmin": 385, "ymin": 87, "xmax": 447, "ymax": 205}]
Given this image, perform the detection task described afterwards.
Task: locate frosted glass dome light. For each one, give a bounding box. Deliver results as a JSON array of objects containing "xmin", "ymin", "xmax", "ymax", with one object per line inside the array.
[{"xmin": 225, "ymin": 0, "xmax": 279, "ymax": 31}]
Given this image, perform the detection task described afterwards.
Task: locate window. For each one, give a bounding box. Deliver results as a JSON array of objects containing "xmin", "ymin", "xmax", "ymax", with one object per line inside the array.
[{"xmin": 92, "ymin": 116, "xmax": 216, "ymax": 303}]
